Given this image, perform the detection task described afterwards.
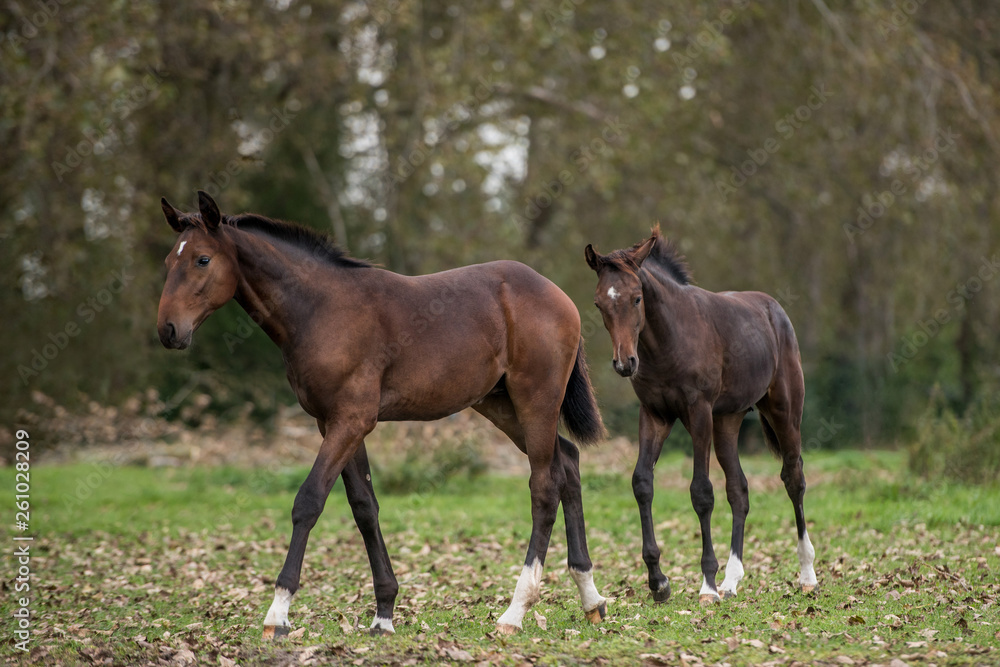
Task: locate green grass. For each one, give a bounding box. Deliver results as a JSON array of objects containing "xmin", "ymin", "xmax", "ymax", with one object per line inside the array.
[{"xmin": 3, "ymin": 450, "xmax": 999, "ymax": 665}]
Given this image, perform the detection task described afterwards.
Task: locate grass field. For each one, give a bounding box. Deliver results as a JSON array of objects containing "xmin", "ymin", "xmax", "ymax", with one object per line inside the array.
[{"xmin": 3, "ymin": 448, "xmax": 999, "ymax": 666}]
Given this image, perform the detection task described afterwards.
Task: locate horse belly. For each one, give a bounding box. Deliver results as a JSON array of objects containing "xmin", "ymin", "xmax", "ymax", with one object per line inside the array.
[
  {"xmin": 716, "ymin": 345, "xmax": 775, "ymax": 413},
  {"xmin": 376, "ymin": 340, "xmax": 503, "ymax": 422}
]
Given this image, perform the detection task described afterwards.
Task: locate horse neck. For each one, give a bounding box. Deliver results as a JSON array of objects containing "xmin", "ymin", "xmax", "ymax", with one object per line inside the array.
[
  {"xmin": 226, "ymin": 227, "xmax": 345, "ymax": 349},
  {"xmin": 637, "ymin": 266, "xmax": 689, "ymax": 352}
]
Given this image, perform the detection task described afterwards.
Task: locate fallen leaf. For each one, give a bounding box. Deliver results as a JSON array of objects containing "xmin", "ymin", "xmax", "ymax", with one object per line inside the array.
[
  {"xmin": 444, "ymin": 647, "xmax": 474, "ymax": 662},
  {"xmin": 835, "ymin": 657, "xmax": 855, "ymax": 665},
  {"xmin": 533, "ymin": 610, "xmax": 547, "ymax": 631},
  {"xmin": 173, "ymin": 649, "xmax": 197, "ymax": 666}
]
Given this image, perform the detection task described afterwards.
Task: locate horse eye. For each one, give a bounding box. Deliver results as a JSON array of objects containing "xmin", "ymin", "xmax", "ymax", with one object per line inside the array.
[
  {"xmin": 197, "ymin": 256, "xmax": 211, "ymax": 267},
  {"xmin": 634, "ymin": 296, "xmax": 642, "ymax": 306}
]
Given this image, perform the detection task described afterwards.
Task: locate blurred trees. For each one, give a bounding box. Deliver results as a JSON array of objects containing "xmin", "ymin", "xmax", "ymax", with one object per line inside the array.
[{"xmin": 4, "ymin": 0, "xmax": 999, "ymax": 448}]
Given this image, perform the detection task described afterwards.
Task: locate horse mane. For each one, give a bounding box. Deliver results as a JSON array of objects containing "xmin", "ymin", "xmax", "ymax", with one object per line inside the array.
[
  {"xmin": 642, "ymin": 227, "xmax": 692, "ymax": 285},
  {"xmin": 224, "ymin": 213, "xmax": 372, "ymax": 269},
  {"xmin": 603, "ymin": 225, "xmax": 692, "ymax": 285}
]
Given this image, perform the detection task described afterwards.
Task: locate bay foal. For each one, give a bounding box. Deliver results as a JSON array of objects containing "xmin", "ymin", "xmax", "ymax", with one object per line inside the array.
[
  {"xmin": 157, "ymin": 192, "xmax": 608, "ymax": 636},
  {"xmin": 585, "ymin": 227, "xmax": 817, "ymax": 604}
]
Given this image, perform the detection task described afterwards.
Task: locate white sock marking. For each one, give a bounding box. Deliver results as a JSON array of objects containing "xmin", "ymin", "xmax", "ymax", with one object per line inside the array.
[
  {"xmin": 719, "ymin": 555, "xmax": 744, "ymax": 596},
  {"xmin": 569, "ymin": 567, "xmax": 605, "ymax": 612},
  {"xmin": 497, "ymin": 558, "xmax": 543, "ymax": 629},
  {"xmin": 264, "ymin": 586, "xmax": 293, "ymax": 627},
  {"xmin": 370, "ymin": 615, "xmax": 395, "ymax": 634},
  {"xmin": 699, "ymin": 576, "xmax": 719, "ymax": 600},
  {"xmin": 608, "ymin": 286, "xmax": 619, "ymax": 300},
  {"xmin": 177, "ymin": 240, "xmax": 187, "ymax": 257},
  {"xmin": 797, "ymin": 530, "xmax": 817, "ymax": 587}
]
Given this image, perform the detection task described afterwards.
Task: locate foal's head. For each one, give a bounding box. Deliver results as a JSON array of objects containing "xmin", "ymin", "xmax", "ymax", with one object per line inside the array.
[
  {"xmin": 584, "ymin": 233, "xmax": 657, "ymax": 378},
  {"xmin": 157, "ymin": 191, "xmax": 239, "ymax": 349}
]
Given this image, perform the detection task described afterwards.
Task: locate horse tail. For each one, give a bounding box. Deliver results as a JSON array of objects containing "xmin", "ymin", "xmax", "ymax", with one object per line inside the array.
[
  {"xmin": 561, "ymin": 339, "xmax": 606, "ymax": 446},
  {"xmin": 759, "ymin": 414, "xmax": 782, "ymax": 458}
]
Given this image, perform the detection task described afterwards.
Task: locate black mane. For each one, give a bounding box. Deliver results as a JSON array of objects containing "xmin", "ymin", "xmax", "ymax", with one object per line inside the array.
[
  {"xmin": 603, "ymin": 227, "xmax": 692, "ymax": 285},
  {"xmin": 643, "ymin": 233, "xmax": 692, "ymax": 285},
  {"xmin": 225, "ymin": 213, "xmax": 371, "ymax": 269}
]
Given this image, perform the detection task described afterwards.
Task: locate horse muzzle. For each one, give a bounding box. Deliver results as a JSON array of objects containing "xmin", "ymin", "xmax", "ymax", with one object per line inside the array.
[
  {"xmin": 158, "ymin": 321, "xmax": 193, "ymax": 350},
  {"xmin": 613, "ymin": 355, "xmax": 638, "ymax": 378}
]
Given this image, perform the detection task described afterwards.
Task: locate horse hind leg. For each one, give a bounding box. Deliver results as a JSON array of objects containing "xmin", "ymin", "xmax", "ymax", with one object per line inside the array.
[
  {"xmin": 713, "ymin": 412, "xmax": 749, "ymax": 600},
  {"xmin": 495, "ymin": 434, "xmax": 564, "ymax": 634},
  {"xmin": 476, "ymin": 391, "xmax": 607, "ymax": 629},
  {"xmin": 558, "ymin": 435, "xmax": 607, "ymax": 624},
  {"xmin": 761, "ymin": 405, "xmax": 816, "ymax": 593}
]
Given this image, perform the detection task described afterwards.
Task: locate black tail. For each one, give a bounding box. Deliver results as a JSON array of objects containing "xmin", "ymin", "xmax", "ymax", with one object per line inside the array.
[
  {"xmin": 760, "ymin": 414, "xmax": 782, "ymax": 458},
  {"xmin": 560, "ymin": 339, "xmax": 606, "ymax": 446}
]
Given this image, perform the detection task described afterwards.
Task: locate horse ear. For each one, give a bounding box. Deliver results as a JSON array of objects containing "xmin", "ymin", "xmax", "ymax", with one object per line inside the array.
[
  {"xmin": 161, "ymin": 198, "xmax": 184, "ymax": 233},
  {"xmin": 632, "ymin": 235, "xmax": 656, "ymax": 267},
  {"xmin": 197, "ymin": 190, "xmax": 222, "ymax": 230},
  {"xmin": 584, "ymin": 244, "xmax": 604, "ymax": 271}
]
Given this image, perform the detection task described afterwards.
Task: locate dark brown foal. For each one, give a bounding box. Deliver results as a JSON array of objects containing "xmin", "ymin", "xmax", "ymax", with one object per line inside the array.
[
  {"xmin": 585, "ymin": 226, "xmax": 816, "ymax": 604},
  {"xmin": 157, "ymin": 192, "xmax": 608, "ymax": 637}
]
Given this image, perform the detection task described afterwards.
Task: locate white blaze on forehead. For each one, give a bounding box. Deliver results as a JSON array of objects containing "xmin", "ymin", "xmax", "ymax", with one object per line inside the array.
[
  {"xmin": 607, "ymin": 286, "xmax": 619, "ymax": 300},
  {"xmin": 177, "ymin": 241, "xmax": 187, "ymax": 257}
]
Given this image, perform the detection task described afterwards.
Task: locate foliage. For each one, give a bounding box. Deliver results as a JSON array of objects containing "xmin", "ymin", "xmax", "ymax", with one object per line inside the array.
[
  {"xmin": 5, "ymin": 1, "xmax": 1000, "ymax": 446},
  {"xmin": 372, "ymin": 433, "xmax": 487, "ymax": 495},
  {"xmin": 7, "ymin": 450, "xmax": 1000, "ymax": 665},
  {"xmin": 910, "ymin": 385, "xmax": 1000, "ymax": 485}
]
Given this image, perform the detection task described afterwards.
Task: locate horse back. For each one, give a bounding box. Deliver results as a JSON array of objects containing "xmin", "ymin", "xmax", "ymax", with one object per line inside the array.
[{"xmin": 370, "ymin": 260, "xmax": 579, "ymax": 421}]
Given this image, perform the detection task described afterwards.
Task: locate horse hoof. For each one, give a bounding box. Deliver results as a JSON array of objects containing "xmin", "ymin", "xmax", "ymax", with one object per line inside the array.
[
  {"xmin": 263, "ymin": 625, "xmax": 290, "ymax": 640},
  {"xmin": 584, "ymin": 600, "xmax": 607, "ymax": 624},
  {"xmin": 369, "ymin": 617, "xmax": 395, "ymax": 636},
  {"xmin": 722, "ymin": 590, "xmax": 737, "ymax": 600},
  {"xmin": 699, "ymin": 593, "xmax": 720, "ymax": 606},
  {"xmin": 802, "ymin": 584, "xmax": 816, "ymax": 594},
  {"xmin": 495, "ymin": 623, "xmax": 521, "ymax": 636},
  {"xmin": 653, "ymin": 582, "xmax": 671, "ymax": 603}
]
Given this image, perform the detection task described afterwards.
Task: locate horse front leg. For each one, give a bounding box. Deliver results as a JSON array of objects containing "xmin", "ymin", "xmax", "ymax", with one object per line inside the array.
[
  {"xmin": 263, "ymin": 415, "xmax": 375, "ymax": 639},
  {"xmin": 631, "ymin": 405, "xmax": 674, "ymax": 602},
  {"xmin": 342, "ymin": 443, "xmax": 399, "ymax": 635},
  {"xmin": 682, "ymin": 403, "xmax": 719, "ymax": 605}
]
